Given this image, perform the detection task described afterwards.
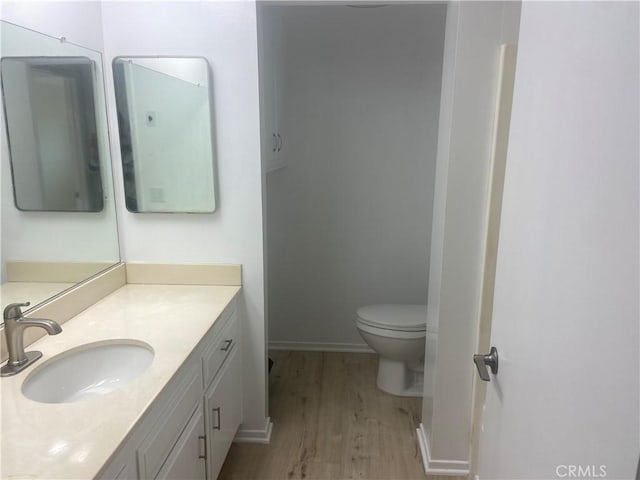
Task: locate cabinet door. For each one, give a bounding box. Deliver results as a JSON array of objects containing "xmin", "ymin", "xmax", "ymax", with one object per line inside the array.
[
  {"xmin": 204, "ymin": 346, "xmax": 242, "ymax": 479},
  {"xmin": 155, "ymin": 406, "xmax": 206, "ymax": 480},
  {"xmin": 97, "ymin": 457, "xmax": 136, "ymax": 480},
  {"xmin": 137, "ymin": 369, "xmax": 203, "ymax": 479},
  {"xmin": 258, "ymin": 4, "xmax": 286, "ymax": 172}
]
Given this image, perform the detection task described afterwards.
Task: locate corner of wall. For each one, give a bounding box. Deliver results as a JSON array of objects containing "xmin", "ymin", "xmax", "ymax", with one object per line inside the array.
[{"xmin": 416, "ymin": 423, "xmax": 470, "ymax": 476}]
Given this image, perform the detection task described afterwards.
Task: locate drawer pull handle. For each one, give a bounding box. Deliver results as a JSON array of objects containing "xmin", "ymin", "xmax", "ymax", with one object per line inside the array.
[
  {"xmin": 212, "ymin": 407, "xmax": 221, "ymax": 430},
  {"xmin": 198, "ymin": 435, "xmax": 206, "ymax": 460},
  {"xmin": 220, "ymin": 339, "xmax": 233, "ymax": 352}
]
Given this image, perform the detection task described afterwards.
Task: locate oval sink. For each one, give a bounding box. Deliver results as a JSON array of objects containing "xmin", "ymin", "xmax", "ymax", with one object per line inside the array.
[{"xmin": 22, "ymin": 340, "xmax": 154, "ymax": 404}]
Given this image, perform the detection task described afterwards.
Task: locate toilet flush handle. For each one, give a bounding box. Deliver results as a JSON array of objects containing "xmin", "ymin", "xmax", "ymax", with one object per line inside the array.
[{"xmin": 473, "ymin": 346, "xmax": 499, "ymax": 382}]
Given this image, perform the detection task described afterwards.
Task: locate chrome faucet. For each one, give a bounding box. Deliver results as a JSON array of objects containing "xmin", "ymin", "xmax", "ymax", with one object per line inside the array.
[{"xmin": 1, "ymin": 302, "xmax": 62, "ymax": 377}]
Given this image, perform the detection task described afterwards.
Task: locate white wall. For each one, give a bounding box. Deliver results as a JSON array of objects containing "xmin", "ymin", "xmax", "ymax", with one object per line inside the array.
[
  {"xmin": 266, "ymin": 4, "xmax": 446, "ymax": 349},
  {"xmin": 0, "ymin": 2, "xmax": 120, "ymax": 283},
  {"xmin": 421, "ymin": 0, "xmax": 521, "ymax": 470},
  {"xmin": 101, "ymin": 1, "xmax": 268, "ymax": 434},
  {"xmin": 0, "ymin": 1, "xmax": 104, "ymax": 51}
]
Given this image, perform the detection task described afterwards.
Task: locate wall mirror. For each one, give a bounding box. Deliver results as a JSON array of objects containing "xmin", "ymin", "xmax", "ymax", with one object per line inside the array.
[
  {"xmin": 112, "ymin": 57, "xmax": 217, "ymax": 213},
  {"xmin": 1, "ymin": 56, "xmax": 104, "ymax": 212},
  {"xmin": 1, "ymin": 20, "xmax": 120, "ymax": 314}
]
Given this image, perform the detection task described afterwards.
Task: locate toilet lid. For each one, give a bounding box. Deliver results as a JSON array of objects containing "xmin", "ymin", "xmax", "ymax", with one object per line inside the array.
[{"xmin": 356, "ymin": 304, "xmax": 427, "ymax": 332}]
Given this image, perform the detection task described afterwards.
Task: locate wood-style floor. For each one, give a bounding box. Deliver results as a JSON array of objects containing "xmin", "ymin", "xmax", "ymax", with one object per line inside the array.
[{"xmin": 219, "ymin": 351, "xmax": 465, "ymax": 480}]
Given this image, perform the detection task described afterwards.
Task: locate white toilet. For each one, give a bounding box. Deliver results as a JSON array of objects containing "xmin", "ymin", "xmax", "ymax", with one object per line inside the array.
[{"xmin": 355, "ymin": 304, "xmax": 427, "ymax": 397}]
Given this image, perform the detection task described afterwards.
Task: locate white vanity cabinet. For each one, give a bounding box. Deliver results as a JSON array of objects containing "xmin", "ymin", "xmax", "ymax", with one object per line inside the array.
[{"xmin": 97, "ymin": 302, "xmax": 241, "ymax": 480}]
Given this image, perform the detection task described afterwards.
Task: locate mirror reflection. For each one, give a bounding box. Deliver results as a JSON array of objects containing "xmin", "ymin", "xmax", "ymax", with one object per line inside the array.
[
  {"xmin": 1, "ymin": 20, "xmax": 120, "ymax": 314},
  {"xmin": 112, "ymin": 57, "xmax": 217, "ymax": 213},
  {"xmin": 1, "ymin": 56, "xmax": 104, "ymax": 212}
]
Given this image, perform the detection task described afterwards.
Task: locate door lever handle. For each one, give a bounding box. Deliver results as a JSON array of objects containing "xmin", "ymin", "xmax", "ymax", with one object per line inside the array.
[{"xmin": 473, "ymin": 346, "xmax": 499, "ymax": 382}]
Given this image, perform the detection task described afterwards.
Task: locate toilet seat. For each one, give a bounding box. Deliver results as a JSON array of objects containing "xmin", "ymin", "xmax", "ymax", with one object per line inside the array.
[
  {"xmin": 355, "ymin": 320, "xmax": 426, "ymax": 340},
  {"xmin": 356, "ymin": 304, "xmax": 427, "ymax": 332}
]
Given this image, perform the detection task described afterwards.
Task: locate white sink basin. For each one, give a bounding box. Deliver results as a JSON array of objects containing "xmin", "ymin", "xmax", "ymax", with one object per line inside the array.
[{"xmin": 22, "ymin": 340, "xmax": 154, "ymax": 404}]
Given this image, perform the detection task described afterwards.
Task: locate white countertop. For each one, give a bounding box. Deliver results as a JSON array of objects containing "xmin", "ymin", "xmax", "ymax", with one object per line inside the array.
[{"xmin": 0, "ymin": 283, "xmax": 240, "ymax": 480}]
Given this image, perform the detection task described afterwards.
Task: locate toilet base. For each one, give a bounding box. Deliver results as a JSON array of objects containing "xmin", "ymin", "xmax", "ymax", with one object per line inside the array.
[{"xmin": 376, "ymin": 357, "xmax": 424, "ymax": 397}]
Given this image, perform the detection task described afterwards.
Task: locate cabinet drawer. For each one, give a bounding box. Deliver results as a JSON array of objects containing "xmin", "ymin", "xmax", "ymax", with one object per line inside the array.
[
  {"xmin": 137, "ymin": 366, "xmax": 203, "ymax": 479},
  {"xmin": 202, "ymin": 312, "xmax": 237, "ymax": 389}
]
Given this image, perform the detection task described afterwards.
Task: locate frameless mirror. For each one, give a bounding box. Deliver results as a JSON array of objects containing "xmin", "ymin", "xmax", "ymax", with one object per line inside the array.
[
  {"xmin": 1, "ymin": 57, "xmax": 104, "ymax": 212},
  {"xmin": 1, "ymin": 21, "xmax": 120, "ymax": 314},
  {"xmin": 112, "ymin": 57, "xmax": 217, "ymax": 213}
]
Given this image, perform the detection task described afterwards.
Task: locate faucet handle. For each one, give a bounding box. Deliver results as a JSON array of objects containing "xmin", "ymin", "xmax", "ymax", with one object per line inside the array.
[{"xmin": 3, "ymin": 302, "xmax": 31, "ymax": 320}]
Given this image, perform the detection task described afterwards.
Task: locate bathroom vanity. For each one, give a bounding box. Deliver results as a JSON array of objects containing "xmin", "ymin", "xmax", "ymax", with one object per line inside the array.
[{"xmin": 0, "ymin": 283, "xmax": 242, "ymax": 480}]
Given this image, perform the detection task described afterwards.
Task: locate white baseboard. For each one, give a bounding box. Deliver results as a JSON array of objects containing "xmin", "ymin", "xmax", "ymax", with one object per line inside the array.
[
  {"xmin": 269, "ymin": 341, "xmax": 373, "ymax": 353},
  {"xmin": 416, "ymin": 423, "xmax": 470, "ymax": 476},
  {"xmin": 234, "ymin": 417, "xmax": 273, "ymax": 444}
]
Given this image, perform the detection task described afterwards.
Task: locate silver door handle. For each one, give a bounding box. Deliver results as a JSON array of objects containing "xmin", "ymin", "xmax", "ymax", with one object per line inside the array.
[
  {"xmin": 473, "ymin": 346, "xmax": 498, "ymax": 382},
  {"xmin": 272, "ymin": 133, "xmax": 277, "ymax": 152},
  {"xmin": 276, "ymin": 133, "xmax": 282, "ymax": 152},
  {"xmin": 220, "ymin": 339, "xmax": 233, "ymax": 352}
]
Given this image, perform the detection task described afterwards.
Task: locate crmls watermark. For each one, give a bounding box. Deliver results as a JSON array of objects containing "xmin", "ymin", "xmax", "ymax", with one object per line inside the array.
[{"xmin": 555, "ymin": 465, "xmax": 607, "ymax": 478}]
